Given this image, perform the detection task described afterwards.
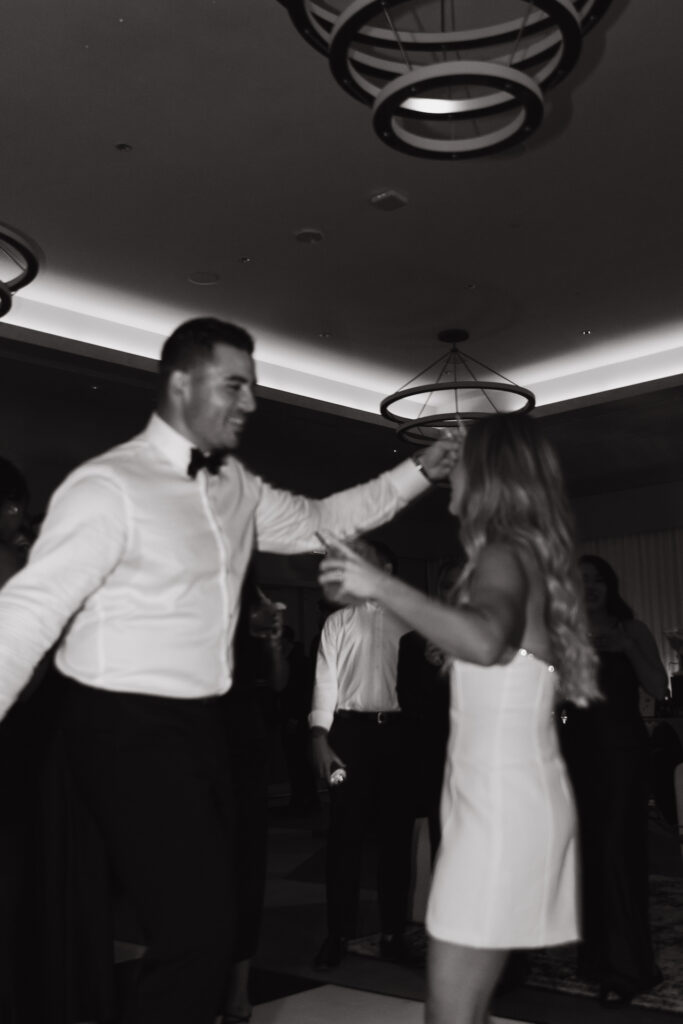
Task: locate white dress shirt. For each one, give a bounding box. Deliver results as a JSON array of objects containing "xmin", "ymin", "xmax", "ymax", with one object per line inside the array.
[
  {"xmin": 0, "ymin": 414, "xmax": 427, "ymax": 718},
  {"xmin": 309, "ymin": 602, "xmax": 407, "ymax": 731}
]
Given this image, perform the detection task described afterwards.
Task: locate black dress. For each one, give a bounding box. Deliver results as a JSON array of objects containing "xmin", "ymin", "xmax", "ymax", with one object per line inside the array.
[
  {"xmin": 396, "ymin": 631, "xmax": 450, "ymax": 858},
  {"xmin": 559, "ymin": 649, "xmax": 660, "ymax": 997}
]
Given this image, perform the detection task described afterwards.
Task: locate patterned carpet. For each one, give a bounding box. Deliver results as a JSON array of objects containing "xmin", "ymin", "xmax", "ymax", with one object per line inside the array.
[
  {"xmin": 525, "ymin": 874, "xmax": 683, "ymax": 1013},
  {"xmin": 348, "ymin": 874, "xmax": 683, "ymax": 1014}
]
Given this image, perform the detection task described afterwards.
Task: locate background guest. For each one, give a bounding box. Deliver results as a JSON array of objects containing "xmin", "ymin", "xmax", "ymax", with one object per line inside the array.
[
  {"xmin": 0, "ymin": 457, "xmax": 32, "ymax": 1020},
  {"xmin": 278, "ymin": 625, "xmax": 318, "ymax": 816},
  {"xmin": 0, "ymin": 459, "xmax": 63, "ymax": 1023},
  {"xmin": 560, "ymin": 553, "xmax": 668, "ymax": 1006},
  {"xmin": 310, "ymin": 539, "xmax": 417, "ymax": 968},
  {"xmin": 396, "ymin": 556, "xmax": 463, "ymax": 860}
]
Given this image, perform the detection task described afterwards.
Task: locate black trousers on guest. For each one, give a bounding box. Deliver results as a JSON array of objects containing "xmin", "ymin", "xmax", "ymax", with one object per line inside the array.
[
  {"xmin": 60, "ymin": 676, "xmax": 236, "ymax": 1024},
  {"xmin": 325, "ymin": 711, "xmax": 415, "ymax": 940}
]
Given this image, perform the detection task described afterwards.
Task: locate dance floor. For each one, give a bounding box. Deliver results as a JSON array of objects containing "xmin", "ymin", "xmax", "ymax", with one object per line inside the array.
[
  {"xmin": 250, "ymin": 984, "xmax": 518, "ymax": 1024},
  {"xmin": 250, "ymin": 802, "xmax": 683, "ymax": 1024}
]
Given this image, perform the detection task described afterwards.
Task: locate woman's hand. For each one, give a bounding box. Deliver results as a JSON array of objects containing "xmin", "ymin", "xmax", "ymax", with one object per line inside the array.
[{"xmin": 318, "ymin": 534, "xmax": 388, "ymax": 604}]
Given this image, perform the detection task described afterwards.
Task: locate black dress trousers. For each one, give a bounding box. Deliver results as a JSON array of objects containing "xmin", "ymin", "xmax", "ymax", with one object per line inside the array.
[
  {"xmin": 325, "ymin": 710, "xmax": 415, "ymax": 940},
  {"xmin": 60, "ymin": 676, "xmax": 236, "ymax": 1024}
]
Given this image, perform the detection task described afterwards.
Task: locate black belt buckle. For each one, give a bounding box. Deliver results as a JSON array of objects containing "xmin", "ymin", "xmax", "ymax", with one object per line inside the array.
[{"xmin": 377, "ymin": 711, "xmax": 386, "ymax": 725}]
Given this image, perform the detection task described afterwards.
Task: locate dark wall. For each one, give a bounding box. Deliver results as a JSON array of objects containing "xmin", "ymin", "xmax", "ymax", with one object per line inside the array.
[{"xmin": 2, "ymin": 335, "xmax": 682, "ymax": 562}]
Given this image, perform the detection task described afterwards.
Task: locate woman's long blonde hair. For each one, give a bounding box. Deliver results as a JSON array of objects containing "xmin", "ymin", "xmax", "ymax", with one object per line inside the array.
[{"xmin": 455, "ymin": 414, "xmax": 599, "ymax": 705}]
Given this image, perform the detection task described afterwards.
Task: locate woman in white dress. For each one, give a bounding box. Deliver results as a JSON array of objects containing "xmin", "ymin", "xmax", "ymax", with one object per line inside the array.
[{"xmin": 318, "ymin": 414, "xmax": 600, "ymax": 1024}]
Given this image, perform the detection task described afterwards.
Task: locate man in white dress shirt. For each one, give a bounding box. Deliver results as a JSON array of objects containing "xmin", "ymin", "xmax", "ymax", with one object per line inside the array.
[
  {"xmin": 310, "ymin": 540, "xmax": 418, "ymax": 970},
  {"xmin": 0, "ymin": 318, "xmax": 457, "ymax": 1024}
]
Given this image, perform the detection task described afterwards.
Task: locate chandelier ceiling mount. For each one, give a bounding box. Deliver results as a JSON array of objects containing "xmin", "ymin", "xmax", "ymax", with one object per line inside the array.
[
  {"xmin": 380, "ymin": 328, "xmax": 536, "ymax": 446},
  {"xmin": 282, "ymin": 0, "xmax": 614, "ymax": 158}
]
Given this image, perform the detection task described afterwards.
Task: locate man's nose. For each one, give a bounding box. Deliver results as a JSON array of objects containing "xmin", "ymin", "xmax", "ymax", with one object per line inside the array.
[{"xmin": 240, "ymin": 386, "xmax": 257, "ymax": 413}]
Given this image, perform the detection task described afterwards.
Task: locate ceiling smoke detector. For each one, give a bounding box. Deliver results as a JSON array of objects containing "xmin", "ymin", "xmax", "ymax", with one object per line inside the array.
[
  {"xmin": 369, "ymin": 189, "xmax": 408, "ymax": 212},
  {"xmin": 188, "ymin": 271, "xmax": 220, "ymax": 285},
  {"xmin": 295, "ymin": 228, "xmax": 324, "ymax": 244}
]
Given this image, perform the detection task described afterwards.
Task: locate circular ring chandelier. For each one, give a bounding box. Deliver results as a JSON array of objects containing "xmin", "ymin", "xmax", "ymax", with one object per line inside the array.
[
  {"xmin": 281, "ymin": 0, "xmax": 614, "ymax": 157},
  {"xmin": 0, "ymin": 227, "xmax": 40, "ymax": 319},
  {"xmin": 380, "ymin": 329, "xmax": 535, "ymax": 446}
]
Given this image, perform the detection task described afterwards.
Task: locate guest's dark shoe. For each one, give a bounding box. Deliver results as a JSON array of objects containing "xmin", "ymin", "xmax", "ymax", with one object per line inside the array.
[
  {"xmin": 314, "ymin": 934, "xmax": 346, "ymax": 969},
  {"xmin": 379, "ymin": 932, "xmax": 424, "ymax": 966},
  {"xmin": 599, "ymin": 988, "xmax": 633, "ymax": 1008},
  {"xmin": 599, "ymin": 967, "xmax": 663, "ymax": 1008}
]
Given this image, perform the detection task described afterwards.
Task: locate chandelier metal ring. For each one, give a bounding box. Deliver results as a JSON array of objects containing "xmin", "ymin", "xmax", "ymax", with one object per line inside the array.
[
  {"xmin": 300, "ymin": 0, "xmax": 602, "ymax": 51},
  {"xmin": 0, "ymin": 227, "xmax": 41, "ymax": 319},
  {"xmin": 0, "ymin": 282, "xmax": 12, "ymax": 318},
  {"xmin": 330, "ymin": 30, "xmax": 577, "ymax": 117},
  {"xmin": 281, "ymin": 0, "xmax": 613, "ymax": 157},
  {"xmin": 0, "ymin": 231, "xmax": 40, "ymax": 292},
  {"xmin": 395, "ymin": 412, "xmax": 500, "ymax": 447},
  {"xmin": 372, "ymin": 61, "xmax": 544, "ymax": 157},
  {"xmin": 328, "ymin": 0, "xmax": 582, "ymax": 111},
  {"xmin": 381, "ymin": 380, "xmax": 536, "ymax": 426}
]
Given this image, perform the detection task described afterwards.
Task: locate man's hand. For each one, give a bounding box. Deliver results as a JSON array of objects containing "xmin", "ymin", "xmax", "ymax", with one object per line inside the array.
[
  {"xmin": 310, "ymin": 727, "xmax": 345, "ymax": 784},
  {"xmin": 416, "ymin": 435, "xmax": 462, "ymax": 483}
]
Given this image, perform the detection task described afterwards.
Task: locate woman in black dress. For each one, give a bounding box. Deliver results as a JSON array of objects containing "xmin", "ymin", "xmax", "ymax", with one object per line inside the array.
[{"xmin": 560, "ymin": 554, "xmax": 668, "ymax": 1005}]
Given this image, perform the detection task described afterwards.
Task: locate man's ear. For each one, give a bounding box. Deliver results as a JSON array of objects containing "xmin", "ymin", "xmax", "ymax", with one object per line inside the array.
[{"xmin": 167, "ymin": 368, "xmax": 190, "ymax": 402}]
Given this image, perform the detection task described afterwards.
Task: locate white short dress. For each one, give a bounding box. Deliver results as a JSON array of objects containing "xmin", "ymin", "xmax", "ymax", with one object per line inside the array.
[{"xmin": 425, "ymin": 650, "xmax": 580, "ymax": 949}]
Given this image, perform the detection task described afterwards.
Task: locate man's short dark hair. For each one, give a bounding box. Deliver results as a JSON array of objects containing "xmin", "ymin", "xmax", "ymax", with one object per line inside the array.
[
  {"xmin": 371, "ymin": 540, "xmax": 396, "ymax": 572},
  {"xmin": 159, "ymin": 318, "xmax": 254, "ymax": 379},
  {"xmin": 354, "ymin": 537, "xmax": 396, "ymax": 572}
]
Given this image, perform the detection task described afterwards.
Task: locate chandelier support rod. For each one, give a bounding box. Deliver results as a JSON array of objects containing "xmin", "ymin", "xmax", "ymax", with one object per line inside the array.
[
  {"xmin": 381, "ymin": 5, "xmax": 413, "ymax": 71},
  {"xmin": 508, "ymin": 2, "xmax": 535, "ymax": 67},
  {"xmin": 456, "ymin": 350, "xmax": 523, "ymax": 388}
]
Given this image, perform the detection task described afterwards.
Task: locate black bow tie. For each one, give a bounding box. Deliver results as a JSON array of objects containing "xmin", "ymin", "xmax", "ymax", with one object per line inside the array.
[{"xmin": 187, "ymin": 447, "xmax": 227, "ymax": 479}]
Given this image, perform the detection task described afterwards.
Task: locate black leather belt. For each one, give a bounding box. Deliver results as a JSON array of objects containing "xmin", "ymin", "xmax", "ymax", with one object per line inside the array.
[{"xmin": 335, "ymin": 710, "xmax": 402, "ymax": 724}]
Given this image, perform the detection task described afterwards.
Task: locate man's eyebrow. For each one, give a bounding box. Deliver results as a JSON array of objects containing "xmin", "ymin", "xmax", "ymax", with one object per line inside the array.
[{"xmin": 220, "ymin": 373, "xmax": 255, "ymax": 384}]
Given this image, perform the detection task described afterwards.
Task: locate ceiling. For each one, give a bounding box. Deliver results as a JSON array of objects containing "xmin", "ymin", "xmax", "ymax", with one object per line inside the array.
[{"xmin": 0, "ymin": 0, "xmax": 682, "ymax": 434}]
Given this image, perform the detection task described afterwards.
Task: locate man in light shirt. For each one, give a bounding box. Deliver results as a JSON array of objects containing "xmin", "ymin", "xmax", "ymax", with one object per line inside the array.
[
  {"xmin": 310, "ymin": 539, "xmax": 418, "ymax": 970},
  {"xmin": 0, "ymin": 318, "xmax": 457, "ymax": 1024}
]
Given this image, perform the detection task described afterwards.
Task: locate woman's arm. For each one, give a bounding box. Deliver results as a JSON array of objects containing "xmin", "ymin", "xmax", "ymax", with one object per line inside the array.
[
  {"xmin": 621, "ymin": 619, "xmax": 669, "ymax": 700},
  {"xmin": 319, "ymin": 540, "xmax": 528, "ymax": 666}
]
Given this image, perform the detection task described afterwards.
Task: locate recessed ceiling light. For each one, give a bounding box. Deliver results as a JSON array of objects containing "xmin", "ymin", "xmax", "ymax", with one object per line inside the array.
[
  {"xmin": 238, "ymin": 256, "xmax": 255, "ymax": 264},
  {"xmin": 294, "ymin": 228, "xmax": 324, "ymax": 244},
  {"xmin": 188, "ymin": 271, "xmax": 219, "ymax": 285},
  {"xmin": 581, "ymin": 329, "xmax": 592, "ymax": 336},
  {"xmin": 318, "ymin": 331, "xmax": 332, "ymax": 339}
]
